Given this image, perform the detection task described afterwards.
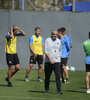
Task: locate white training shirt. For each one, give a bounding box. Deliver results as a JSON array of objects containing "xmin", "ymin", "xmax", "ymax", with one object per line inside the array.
[{"xmin": 45, "ymin": 37, "xmax": 61, "ymax": 63}]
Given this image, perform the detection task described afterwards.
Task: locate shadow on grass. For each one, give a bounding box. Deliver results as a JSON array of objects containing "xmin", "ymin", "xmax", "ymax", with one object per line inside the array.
[
  {"xmin": 80, "ymin": 87, "xmax": 86, "ymax": 89},
  {"xmin": 29, "ymin": 80, "xmax": 55, "ymax": 82},
  {"xmin": 66, "ymin": 90, "xmax": 86, "ymax": 93},
  {"xmin": 15, "ymin": 79, "xmax": 43, "ymax": 82},
  {"xmin": 0, "ymin": 84, "xmax": 7, "ymax": 87},
  {"xmin": 28, "ymin": 90, "xmax": 56, "ymax": 94},
  {"xmin": 15, "ymin": 79, "xmax": 56, "ymax": 83},
  {"xmin": 15, "ymin": 79, "xmax": 25, "ymax": 81},
  {"xmin": 30, "ymin": 80, "xmax": 42, "ymax": 82},
  {"xmin": 29, "ymin": 90, "xmax": 45, "ymax": 93},
  {"xmin": 50, "ymin": 80, "xmax": 56, "ymax": 82}
]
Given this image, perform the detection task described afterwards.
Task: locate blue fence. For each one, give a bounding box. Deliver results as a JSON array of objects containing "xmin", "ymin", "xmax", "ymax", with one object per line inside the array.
[
  {"xmin": 76, "ymin": 1, "xmax": 90, "ymax": 12},
  {"xmin": 63, "ymin": 1, "xmax": 90, "ymax": 12}
]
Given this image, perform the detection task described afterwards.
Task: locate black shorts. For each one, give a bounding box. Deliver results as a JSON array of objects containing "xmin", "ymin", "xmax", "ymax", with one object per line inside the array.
[
  {"xmin": 29, "ymin": 55, "xmax": 43, "ymax": 64},
  {"xmin": 86, "ymin": 64, "xmax": 90, "ymax": 72},
  {"xmin": 61, "ymin": 58, "xmax": 68, "ymax": 66},
  {"xmin": 6, "ymin": 53, "xmax": 20, "ymax": 65}
]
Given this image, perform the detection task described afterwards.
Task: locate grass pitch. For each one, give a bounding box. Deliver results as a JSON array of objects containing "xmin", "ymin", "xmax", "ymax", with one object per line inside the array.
[{"xmin": 0, "ymin": 69, "xmax": 89, "ymax": 100}]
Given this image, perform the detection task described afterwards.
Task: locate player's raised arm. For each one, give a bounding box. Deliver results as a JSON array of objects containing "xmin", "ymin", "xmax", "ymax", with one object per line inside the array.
[
  {"xmin": 13, "ymin": 26, "xmax": 26, "ymax": 36},
  {"xmin": 8, "ymin": 26, "xmax": 14, "ymax": 38}
]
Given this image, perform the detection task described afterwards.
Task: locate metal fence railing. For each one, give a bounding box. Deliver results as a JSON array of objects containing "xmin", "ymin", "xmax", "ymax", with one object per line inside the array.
[{"xmin": 0, "ymin": 0, "xmax": 90, "ymax": 11}]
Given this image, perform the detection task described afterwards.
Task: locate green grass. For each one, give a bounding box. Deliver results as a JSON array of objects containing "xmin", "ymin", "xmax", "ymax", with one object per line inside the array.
[{"xmin": 0, "ymin": 69, "xmax": 89, "ymax": 100}]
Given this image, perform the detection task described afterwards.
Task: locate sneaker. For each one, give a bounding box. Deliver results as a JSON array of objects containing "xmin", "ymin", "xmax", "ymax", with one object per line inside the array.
[
  {"xmin": 57, "ymin": 91, "xmax": 63, "ymax": 94},
  {"xmin": 66, "ymin": 79, "xmax": 70, "ymax": 84},
  {"xmin": 8, "ymin": 82, "xmax": 12, "ymax": 87},
  {"xmin": 5, "ymin": 77, "xmax": 8, "ymax": 82},
  {"xmin": 87, "ymin": 89, "xmax": 90, "ymax": 94},
  {"xmin": 38, "ymin": 78, "xmax": 44, "ymax": 82},
  {"xmin": 45, "ymin": 89, "xmax": 49, "ymax": 93},
  {"xmin": 45, "ymin": 90, "xmax": 48, "ymax": 93},
  {"xmin": 25, "ymin": 77, "xmax": 29, "ymax": 82}
]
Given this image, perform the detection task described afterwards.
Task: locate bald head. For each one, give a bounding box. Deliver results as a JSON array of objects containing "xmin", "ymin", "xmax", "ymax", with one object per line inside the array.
[{"xmin": 51, "ymin": 29, "xmax": 58, "ymax": 40}]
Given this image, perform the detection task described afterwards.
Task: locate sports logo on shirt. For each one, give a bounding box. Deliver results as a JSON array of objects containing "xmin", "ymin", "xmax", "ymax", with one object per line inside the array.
[
  {"xmin": 84, "ymin": 43, "xmax": 88, "ymax": 45},
  {"xmin": 57, "ymin": 42, "xmax": 59, "ymax": 45},
  {"xmin": 9, "ymin": 61, "xmax": 12, "ymax": 64}
]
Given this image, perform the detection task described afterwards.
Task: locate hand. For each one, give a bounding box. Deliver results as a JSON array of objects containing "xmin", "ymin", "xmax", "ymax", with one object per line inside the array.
[
  {"xmin": 43, "ymin": 54, "xmax": 45, "ymax": 60},
  {"xmin": 33, "ymin": 53, "xmax": 37, "ymax": 59},
  {"xmin": 14, "ymin": 26, "xmax": 20, "ymax": 30},
  {"xmin": 67, "ymin": 55, "xmax": 69, "ymax": 59},
  {"xmin": 50, "ymin": 58, "xmax": 54, "ymax": 64},
  {"xmin": 10, "ymin": 26, "xmax": 14, "ymax": 38}
]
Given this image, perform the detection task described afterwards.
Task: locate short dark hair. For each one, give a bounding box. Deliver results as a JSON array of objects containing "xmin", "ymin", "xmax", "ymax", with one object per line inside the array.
[
  {"xmin": 58, "ymin": 28, "xmax": 62, "ymax": 33},
  {"xmin": 35, "ymin": 27, "xmax": 40, "ymax": 31},
  {"xmin": 58, "ymin": 28, "xmax": 65, "ymax": 35},
  {"xmin": 89, "ymin": 32, "xmax": 90, "ymax": 38},
  {"xmin": 60, "ymin": 27, "xmax": 66, "ymax": 33},
  {"xmin": 13, "ymin": 29, "xmax": 15, "ymax": 32}
]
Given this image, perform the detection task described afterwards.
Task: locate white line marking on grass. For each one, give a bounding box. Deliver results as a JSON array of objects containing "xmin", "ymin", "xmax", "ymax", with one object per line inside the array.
[{"xmin": 0, "ymin": 96, "xmax": 61, "ymax": 100}]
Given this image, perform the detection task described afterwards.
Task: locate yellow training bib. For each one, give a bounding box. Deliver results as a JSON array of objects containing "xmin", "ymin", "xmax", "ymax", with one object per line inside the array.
[
  {"xmin": 5, "ymin": 32, "xmax": 17, "ymax": 54},
  {"xmin": 31, "ymin": 35, "xmax": 43, "ymax": 55}
]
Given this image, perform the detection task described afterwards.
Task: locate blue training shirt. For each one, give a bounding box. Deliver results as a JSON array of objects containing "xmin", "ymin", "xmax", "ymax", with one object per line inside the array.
[
  {"xmin": 61, "ymin": 36, "xmax": 70, "ymax": 58},
  {"xmin": 64, "ymin": 35, "xmax": 72, "ymax": 55},
  {"xmin": 64, "ymin": 35, "xmax": 72, "ymax": 45},
  {"xmin": 29, "ymin": 36, "xmax": 44, "ymax": 44}
]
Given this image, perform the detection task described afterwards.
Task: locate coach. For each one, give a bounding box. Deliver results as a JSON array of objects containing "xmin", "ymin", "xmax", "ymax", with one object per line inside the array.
[{"xmin": 44, "ymin": 30, "xmax": 63, "ymax": 94}]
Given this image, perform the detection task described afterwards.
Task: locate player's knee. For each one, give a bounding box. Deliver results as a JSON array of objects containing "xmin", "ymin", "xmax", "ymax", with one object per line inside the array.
[
  {"xmin": 39, "ymin": 65, "xmax": 43, "ymax": 69},
  {"xmin": 62, "ymin": 66, "xmax": 66, "ymax": 71},
  {"xmin": 86, "ymin": 79, "xmax": 89, "ymax": 83},
  {"xmin": 8, "ymin": 65, "xmax": 13, "ymax": 70},
  {"xmin": 29, "ymin": 64, "xmax": 34, "ymax": 68},
  {"xmin": 85, "ymin": 77, "xmax": 89, "ymax": 83},
  {"xmin": 16, "ymin": 65, "xmax": 20, "ymax": 71},
  {"xmin": 16, "ymin": 67, "xmax": 20, "ymax": 71}
]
